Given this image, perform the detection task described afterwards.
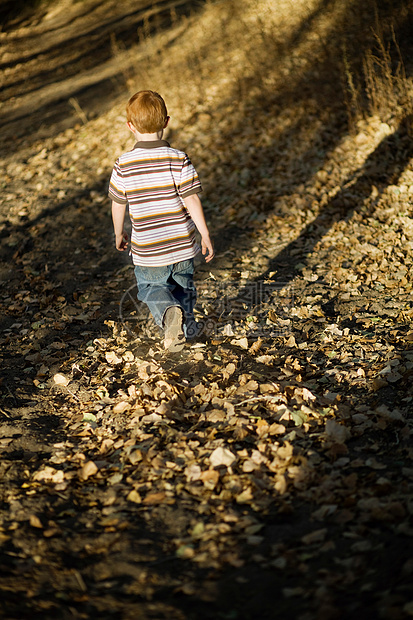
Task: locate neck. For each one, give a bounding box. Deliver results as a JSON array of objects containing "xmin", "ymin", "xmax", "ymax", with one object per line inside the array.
[{"xmin": 135, "ymin": 129, "xmax": 164, "ymax": 141}]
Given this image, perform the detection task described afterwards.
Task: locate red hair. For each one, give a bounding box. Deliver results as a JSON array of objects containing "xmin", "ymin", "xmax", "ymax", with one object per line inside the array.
[{"xmin": 126, "ymin": 90, "xmax": 168, "ymax": 133}]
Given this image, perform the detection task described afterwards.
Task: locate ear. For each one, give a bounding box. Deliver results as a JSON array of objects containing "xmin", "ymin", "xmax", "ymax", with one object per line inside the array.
[
  {"xmin": 127, "ymin": 121, "xmax": 136, "ymax": 133},
  {"xmin": 164, "ymin": 116, "xmax": 170, "ymax": 129}
]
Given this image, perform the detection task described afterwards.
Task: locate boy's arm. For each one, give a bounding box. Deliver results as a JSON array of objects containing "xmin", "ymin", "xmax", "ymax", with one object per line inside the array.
[
  {"xmin": 111, "ymin": 200, "xmax": 129, "ymax": 251},
  {"xmin": 183, "ymin": 193, "xmax": 214, "ymax": 262}
]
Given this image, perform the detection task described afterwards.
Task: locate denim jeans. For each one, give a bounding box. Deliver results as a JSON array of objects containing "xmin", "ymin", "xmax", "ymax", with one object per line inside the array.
[{"xmin": 134, "ymin": 259, "xmax": 197, "ymax": 337}]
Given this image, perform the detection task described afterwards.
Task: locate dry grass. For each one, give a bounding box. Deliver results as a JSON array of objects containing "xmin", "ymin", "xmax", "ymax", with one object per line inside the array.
[
  {"xmin": 105, "ymin": 0, "xmax": 350, "ymax": 199},
  {"xmin": 344, "ymin": 17, "xmax": 412, "ymax": 128},
  {"xmin": 108, "ymin": 0, "xmax": 339, "ymax": 128},
  {"xmin": 7, "ymin": 0, "xmax": 412, "ymax": 232},
  {"xmin": 106, "ymin": 0, "xmax": 413, "ymax": 162},
  {"xmin": 3, "ymin": 0, "xmax": 407, "ymax": 245}
]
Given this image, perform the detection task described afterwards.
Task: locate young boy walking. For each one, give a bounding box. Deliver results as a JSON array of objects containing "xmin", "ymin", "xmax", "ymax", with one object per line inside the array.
[{"xmin": 109, "ymin": 90, "xmax": 214, "ymax": 352}]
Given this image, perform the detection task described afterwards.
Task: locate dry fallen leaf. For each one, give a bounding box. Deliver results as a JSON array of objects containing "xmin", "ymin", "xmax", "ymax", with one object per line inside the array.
[
  {"xmin": 201, "ymin": 469, "xmax": 220, "ymax": 490},
  {"xmin": 209, "ymin": 447, "xmax": 236, "ymax": 468},
  {"xmin": 127, "ymin": 490, "xmax": 142, "ymax": 504},
  {"xmin": 324, "ymin": 419, "xmax": 351, "ymax": 444},
  {"xmin": 2, "ymin": 4, "xmax": 413, "ymax": 617},
  {"xmin": 113, "ymin": 401, "xmax": 131, "ymax": 414},
  {"xmin": 236, "ymin": 487, "xmax": 253, "ymax": 504},
  {"xmin": 256, "ymin": 355, "xmax": 275, "ymax": 365},
  {"xmin": 285, "ymin": 335, "xmax": 296, "ymax": 347},
  {"xmin": 230, "ymin": 338, "xmax": 249, "ymax": 349},
  {"xmin": 143, "ymin": 492, "xmax": 166, "ymax": 505},
  {"xmin": 29, "ymin": 515, "xmax": 43, "ymax": 529},
  {"xmin": 33, "ymin": 467, "xmax": 65, "ymax": 484},
  {"xmin": 301, "ymin": 528, "xmax": 327, "ymax": 545},
  {"xmin": 105, "ymin": 351, "xmax": 123, "ymax": 365},
  {"xmin": 53, "ymin": 373, "xmax": 70, "ymax": 386},
  {"xmin": 79, "ymin": 461, "xmax": 98, "ymax": 480}
]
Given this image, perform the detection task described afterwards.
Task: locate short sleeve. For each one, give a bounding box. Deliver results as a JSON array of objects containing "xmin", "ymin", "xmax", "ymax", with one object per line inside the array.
[
  {"xmin": 108, "ymin": 159, "xmax": 128, "ymax": 204},
  {"xmin": 179, "ymin": 155, "xmax": 202, "ymax": 198}
]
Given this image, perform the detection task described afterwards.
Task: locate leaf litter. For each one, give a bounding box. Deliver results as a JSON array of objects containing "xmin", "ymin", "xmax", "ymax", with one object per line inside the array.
[{"xmin": 1, "ymin": 0, "xmax": 413, "ymax": 618}]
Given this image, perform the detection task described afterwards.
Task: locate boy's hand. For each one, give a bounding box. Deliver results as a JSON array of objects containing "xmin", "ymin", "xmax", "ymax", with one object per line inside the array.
[
  {"xmin": 201, "ymin": 235, "xmax": 214, "ymax": 262},
  {"xmin": 115, "ymin": 231, "xmax": 129, "ymax": 251},
  {"xmin": 182, "ymin": 194, "xmax": 214, "ymax": 262},
  {"xmin": 112, "ymin": 201, "xmax": 128, "ymax": 251}
]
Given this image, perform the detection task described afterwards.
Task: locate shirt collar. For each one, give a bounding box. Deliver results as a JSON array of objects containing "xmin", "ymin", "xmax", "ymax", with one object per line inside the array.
[{"xmin": 133, "ymin": 140, "xmax": 170, "ymax": 149}]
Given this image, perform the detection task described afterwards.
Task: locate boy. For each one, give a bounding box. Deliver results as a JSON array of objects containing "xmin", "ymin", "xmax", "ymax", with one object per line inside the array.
[{"xmin": 109, "ymin": 90, "xmax": 214, "ymax": 352}]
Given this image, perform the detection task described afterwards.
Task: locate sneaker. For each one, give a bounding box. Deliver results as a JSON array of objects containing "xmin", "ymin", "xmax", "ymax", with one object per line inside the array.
[{"xmin": 163, "ymin": 306, "xmax": 185, "ymax": 352}]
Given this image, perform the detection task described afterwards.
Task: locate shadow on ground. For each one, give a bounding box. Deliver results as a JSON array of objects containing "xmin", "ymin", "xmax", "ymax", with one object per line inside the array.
[{"xmin": 1, "ymin": 1, "xmax": 413, "ymax": 618}]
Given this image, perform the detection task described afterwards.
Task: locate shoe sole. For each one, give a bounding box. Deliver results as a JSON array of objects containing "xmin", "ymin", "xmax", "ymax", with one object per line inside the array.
[{"xmin": 163, "ymin": 307, "xmax": 185, "ymax": 352}]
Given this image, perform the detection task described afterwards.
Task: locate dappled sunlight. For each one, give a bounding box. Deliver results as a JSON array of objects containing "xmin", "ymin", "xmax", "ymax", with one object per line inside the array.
[{"xmin": 1, "ymin": 1, "xmax": 413, "ymax": 618}]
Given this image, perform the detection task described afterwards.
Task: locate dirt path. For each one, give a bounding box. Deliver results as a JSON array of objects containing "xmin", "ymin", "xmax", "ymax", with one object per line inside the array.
[
  {"xmin": 1, "ymin": 1, "xmax": 413, "ymax": 619},
  {"xmin": 0, "ymin": 0, "xmax": 202, "ymax": 145}
]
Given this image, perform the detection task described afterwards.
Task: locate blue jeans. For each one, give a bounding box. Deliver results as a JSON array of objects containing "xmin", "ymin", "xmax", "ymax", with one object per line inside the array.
[{"xmin": 134, "ymin": 259, "xmax": 197, "ymax": 337}]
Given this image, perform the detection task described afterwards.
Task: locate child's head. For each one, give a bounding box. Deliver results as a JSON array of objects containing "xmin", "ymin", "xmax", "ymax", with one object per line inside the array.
[{"xmin": 126, "ymin": 90, "xmax": 168, "ymax": 134}]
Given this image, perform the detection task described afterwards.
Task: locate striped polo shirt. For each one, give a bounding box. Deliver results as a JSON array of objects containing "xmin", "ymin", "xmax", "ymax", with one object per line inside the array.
[{"xmin": 108, "ymin": 140, "xmax": 202, "ymax": 266}]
